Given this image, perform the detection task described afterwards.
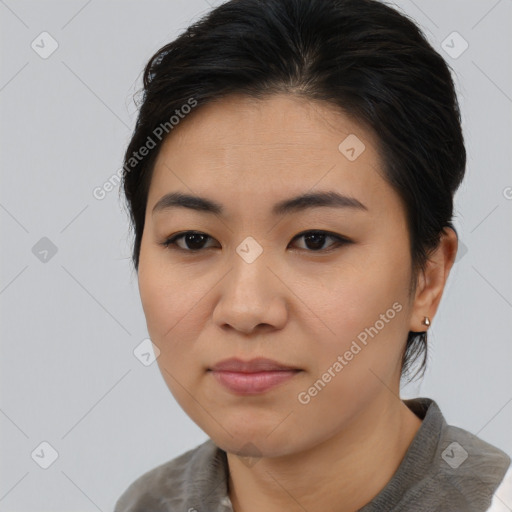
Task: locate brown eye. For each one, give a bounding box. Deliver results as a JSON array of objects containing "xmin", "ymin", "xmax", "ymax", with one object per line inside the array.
[
  {"xmin": 162, "ymin": 231, "xmax": 218, "ymax": 252},
  {"xmin": 289, "ymin": 230, "xmax": 351, "ymax": 252}
]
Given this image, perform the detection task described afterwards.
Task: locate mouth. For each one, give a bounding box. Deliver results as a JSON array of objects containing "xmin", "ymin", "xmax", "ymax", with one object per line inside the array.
[
  {"xmin": 208, "ymin": 357, "xmax": 302, "ymax": 395},
  {"xmin": 209, "ymin": 357, "xmax": 300, "ymax": 373}
]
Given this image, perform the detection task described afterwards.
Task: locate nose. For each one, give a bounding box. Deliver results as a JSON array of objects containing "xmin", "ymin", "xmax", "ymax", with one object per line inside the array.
[{"xmin": 211, "ymin": 251, "xmax": 288, "ymax": 335}]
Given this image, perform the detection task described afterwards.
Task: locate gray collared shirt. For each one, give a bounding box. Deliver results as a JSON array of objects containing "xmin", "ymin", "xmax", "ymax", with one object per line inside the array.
[{"xmin": 114, "ymin": 398, "xmax": 511, "ymax": 511}]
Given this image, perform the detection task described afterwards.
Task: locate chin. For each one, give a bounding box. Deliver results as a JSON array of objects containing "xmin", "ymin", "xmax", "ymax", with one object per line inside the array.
[{"xmin": 209, "ymin": 426, "xmax": 301, "ymax": 460}]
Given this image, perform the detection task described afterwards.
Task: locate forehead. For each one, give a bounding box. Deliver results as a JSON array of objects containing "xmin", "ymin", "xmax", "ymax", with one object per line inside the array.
[{"xmin": 147, "ymin": 93, "xmax": 396, "ymax": 218}]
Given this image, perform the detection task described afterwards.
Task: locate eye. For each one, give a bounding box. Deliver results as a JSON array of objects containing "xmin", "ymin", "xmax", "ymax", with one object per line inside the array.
[
  {"xmin": 289, "ymin": 230, "xmax": 351, "ymax": 252},
  {"xmin": 160, "ymin": 230, "xmax": 351, "ymax": 253},
  {"xmin": 161, "ymin": 231, "xmax": 219, "ymax": 252}
]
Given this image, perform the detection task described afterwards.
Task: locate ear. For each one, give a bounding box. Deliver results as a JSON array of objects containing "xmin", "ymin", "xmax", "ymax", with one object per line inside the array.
[{"xmin": 409, "ymin": 227, "xmax": 458, "ymax": 332}]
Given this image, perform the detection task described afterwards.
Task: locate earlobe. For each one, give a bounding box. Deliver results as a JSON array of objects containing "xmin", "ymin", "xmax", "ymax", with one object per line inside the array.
[{"xmin": 409, "ymin": 227, "xmax": 458, "ymax": 332}]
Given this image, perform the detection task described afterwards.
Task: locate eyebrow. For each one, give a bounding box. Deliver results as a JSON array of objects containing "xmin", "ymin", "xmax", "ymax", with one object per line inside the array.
[{"xmin": 152, "ymin": 190, "xmax": 368, "ymax": 217}]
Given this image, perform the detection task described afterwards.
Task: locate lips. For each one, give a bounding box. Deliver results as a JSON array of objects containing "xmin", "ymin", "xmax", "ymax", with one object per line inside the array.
[
  {"xmin": 208, "ymin": 358, "xmax": 301, "ymax": 395},
  {"xmin": 209, "ymin": 357, "xmax": 299, "ymax": 373}
]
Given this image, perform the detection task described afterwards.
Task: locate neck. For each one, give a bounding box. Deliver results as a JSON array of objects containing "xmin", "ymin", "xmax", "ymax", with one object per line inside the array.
[{"xmin": 226, "ymin": 394, "xmax": 422, "ymax": 512}]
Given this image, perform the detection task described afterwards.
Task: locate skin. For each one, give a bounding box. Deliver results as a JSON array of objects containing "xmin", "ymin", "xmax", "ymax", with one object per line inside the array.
[{"xmin": 137, "ymin": 93, "xmax": 458, "ymax": 512}]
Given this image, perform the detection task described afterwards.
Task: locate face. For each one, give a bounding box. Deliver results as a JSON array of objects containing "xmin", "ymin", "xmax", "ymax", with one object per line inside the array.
[{"xmin": 138, "ymin": 93, "xmax": 416, "ymax": 458}]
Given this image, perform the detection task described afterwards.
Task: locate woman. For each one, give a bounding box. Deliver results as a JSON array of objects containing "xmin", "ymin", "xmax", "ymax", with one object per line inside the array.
[{"xmin": 115, "ymin": 0, "xmax": 511, "ymax": 510}]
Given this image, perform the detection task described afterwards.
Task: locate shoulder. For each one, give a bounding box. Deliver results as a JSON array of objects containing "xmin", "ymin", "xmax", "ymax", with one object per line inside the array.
[
  {"xmin": 487, "ymin": 466, "xmax": 512, "ymax": 511},
  {"xmin": 438, "ymin": 422, "xmax": 510, "ymax": 478},
  {"xmin": 389, "ymin": 398, "xmax": 511, "ymax": 511},
  {"xmin": 428, "ymin": 420, "xmax": 511, "ymax": 510},
  {"xmin": 114, "ymin": 438, "xmax": 222, "ymax": 512}
]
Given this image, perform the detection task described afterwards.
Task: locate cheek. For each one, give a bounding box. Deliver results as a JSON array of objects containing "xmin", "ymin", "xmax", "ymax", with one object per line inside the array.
[
  {"xmin": 138, "ymin": 270, "xmax": 175, "ymax": 340},
  {"xmin": 138, "ymin": 264, "xmax": 205, "ymax": 403},
  {"xmin": 299, "ymin": 252, "xmax": 411, "ymax": 376},
  {"xmin": 137, "ymin": 249, "xmax": 198, "ymax": 345},
  {"xmin": 137, "ymin": 254, "xmax": 215, "ymax": 380},
  {"xmin": 305, "ymin": 256, "xmax": 409, "ymax": 334}
]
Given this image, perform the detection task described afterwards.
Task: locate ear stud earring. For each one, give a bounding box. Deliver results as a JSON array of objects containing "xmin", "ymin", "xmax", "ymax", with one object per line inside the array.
[{"xmin": 422, "ymin": 316, "xmax": 431, "ymax": 327}]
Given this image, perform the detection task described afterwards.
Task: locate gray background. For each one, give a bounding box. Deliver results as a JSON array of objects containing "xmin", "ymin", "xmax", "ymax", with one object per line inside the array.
[{"xmin": 1, "ymin": 0, "xmax": 511, "ymax": 510}]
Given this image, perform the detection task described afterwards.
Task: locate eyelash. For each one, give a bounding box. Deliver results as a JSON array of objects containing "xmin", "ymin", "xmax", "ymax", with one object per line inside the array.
[{"xmin": 160, "ymin": 230, "xmax": 351, "ymax": 254}]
